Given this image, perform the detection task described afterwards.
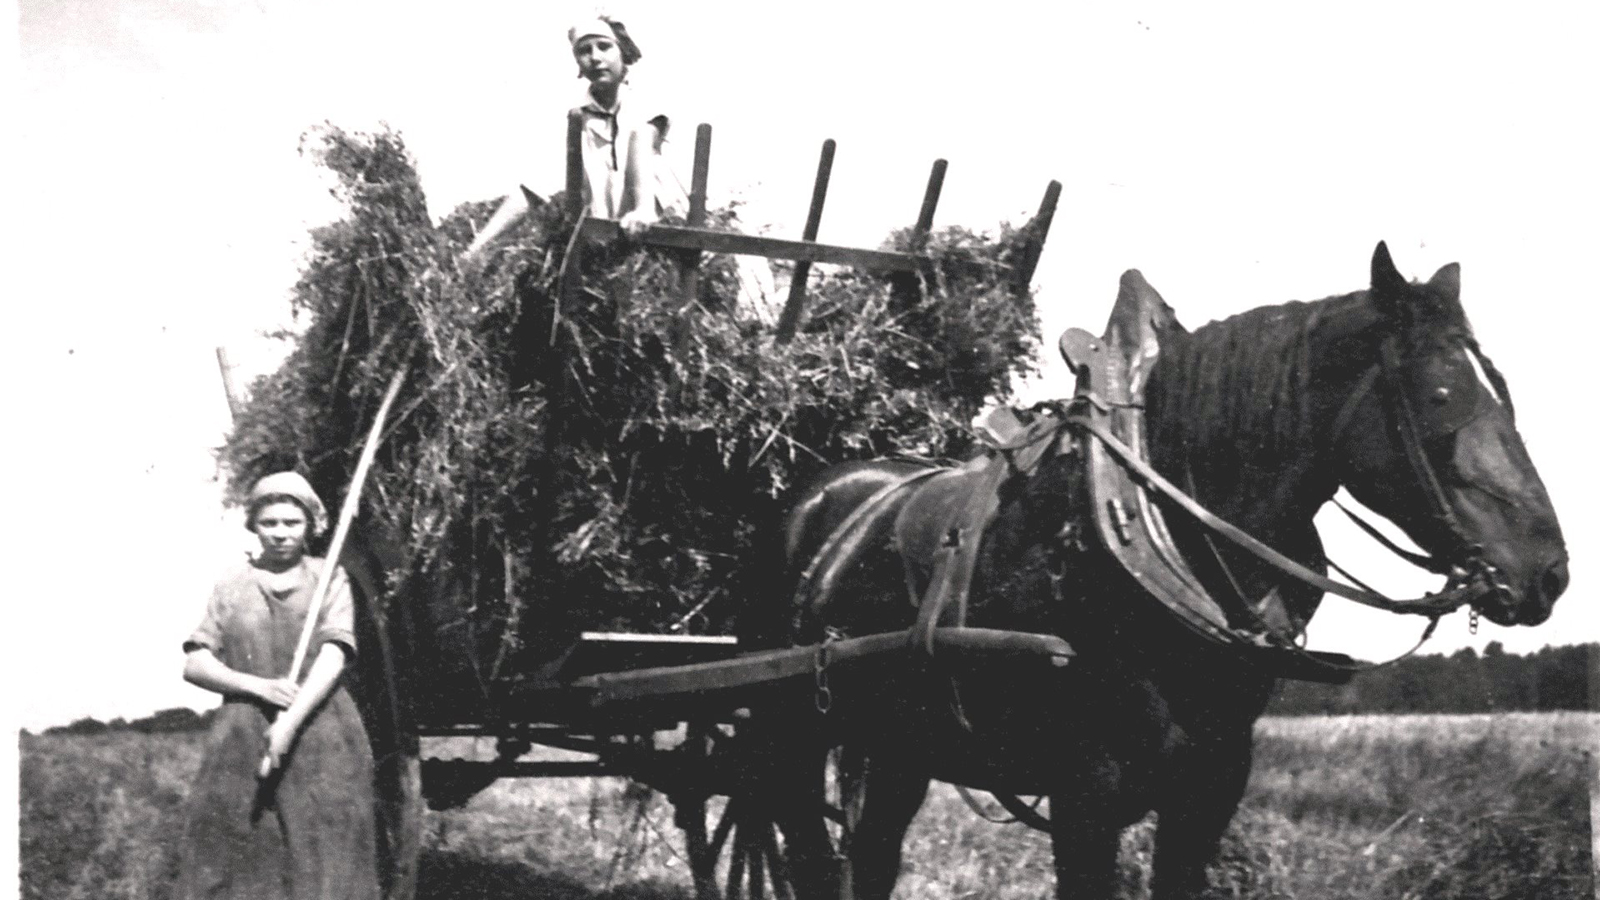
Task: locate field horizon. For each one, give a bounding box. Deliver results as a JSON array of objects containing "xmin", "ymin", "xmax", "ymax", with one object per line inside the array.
[{"xmin": 19, "ymin": 711, "xmax": 1597, "ymax": 899}]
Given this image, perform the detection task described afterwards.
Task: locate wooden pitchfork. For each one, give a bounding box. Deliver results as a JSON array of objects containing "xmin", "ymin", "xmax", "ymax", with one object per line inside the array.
[{"xmin": 256, "ymin": 363, "xmax": 409, "ymax": 779}]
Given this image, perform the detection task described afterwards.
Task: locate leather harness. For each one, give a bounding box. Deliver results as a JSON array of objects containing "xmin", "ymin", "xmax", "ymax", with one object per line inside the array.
[
  {"xmin": 794, "ymin": 270, "xmax": 1504, "ymax": 686},
  {"xmin": 793, "ymin": 268, "xmax": 1511, "ymax": 830}
]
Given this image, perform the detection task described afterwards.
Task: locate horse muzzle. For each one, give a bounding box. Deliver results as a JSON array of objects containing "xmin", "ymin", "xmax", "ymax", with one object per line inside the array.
[{"xmin": 1457, "ymin": 553, "xmax": 1569, "ymax": 627}]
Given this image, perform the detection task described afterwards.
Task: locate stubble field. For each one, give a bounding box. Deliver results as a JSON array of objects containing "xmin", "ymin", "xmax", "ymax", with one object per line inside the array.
[{"xmin": 19, "ymin": 712, "xmax": 1596, "ymax": 899}]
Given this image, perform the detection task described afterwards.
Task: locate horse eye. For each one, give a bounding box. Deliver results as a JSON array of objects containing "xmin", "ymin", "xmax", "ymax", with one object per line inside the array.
[{"xmin": 1430, "ymin": 386, "xmax": 1451, "ymax": 405}]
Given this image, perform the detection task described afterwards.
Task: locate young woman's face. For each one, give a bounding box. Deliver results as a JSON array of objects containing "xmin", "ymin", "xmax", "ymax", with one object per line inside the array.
[
  {"xmin": 253, "ymin": 501, "xmax": 310, "ymax": 563},
  {"xmin": 574, "ymin": 35, "xmax": 626, "ymax": 88}
]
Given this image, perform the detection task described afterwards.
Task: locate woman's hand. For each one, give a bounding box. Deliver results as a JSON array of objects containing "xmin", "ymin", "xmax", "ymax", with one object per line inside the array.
[
  {"xmin": 185, "ymin": 649, "xmax": 301, "ymax": 707},
  {"xmin": 258, "ymin": 715, "xmax": 299, "ymax": 778},
  {"xmin": 252, "ymin": 676, "xmax": 300, "ymax": 710},
  {"xmin": 255, "ymin": 642, "xmax": 351, "ymax": 779},
  {"xmin": 620, "ymin": 207, "xmax": 658, "ymax": 237}
]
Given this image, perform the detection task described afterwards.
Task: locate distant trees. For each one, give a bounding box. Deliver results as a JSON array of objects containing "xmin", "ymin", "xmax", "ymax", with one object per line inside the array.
[
  {"xmin": 1268, "ymin": 642, "xmax": 1595, "ymax": 715},
  {"xmin": 34, "ymin": 644, "xmax": 1591, "ymax": 731},
  {"xmin": 42, "ymin": 707, "xmax": 214, "ymax": 736}
]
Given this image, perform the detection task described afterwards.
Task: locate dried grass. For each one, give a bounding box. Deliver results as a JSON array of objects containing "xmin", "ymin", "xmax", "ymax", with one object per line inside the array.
[{"xmin": 219, "ymin": 125, "xmax": 1041, "ymax": 651}]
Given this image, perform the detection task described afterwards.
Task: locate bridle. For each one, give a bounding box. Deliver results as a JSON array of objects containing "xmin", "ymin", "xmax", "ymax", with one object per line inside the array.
[{"xmin": 1324, "ymin": 327, "xmax": 1514, "ymax": 616}]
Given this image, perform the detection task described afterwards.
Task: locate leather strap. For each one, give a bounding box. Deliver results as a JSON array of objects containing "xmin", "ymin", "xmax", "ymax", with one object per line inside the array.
[
  {"xmin": 1378, "ymin": 336, "xmax": 1479, "ymax": 562},
  {"xmin": 1331, "ymin": 497, "xmax": 1446, "ymax": 573},
  {"xmin": 791, "ymin": 467, "xmax": 946, "ymax": 619},
  {"xmin": 910, "ymin": 453, "xmax": 1013, "ymax": 656},
  {"xmin": 1068, "ymin": 414, "xmax": 1476, "ymax": 618}
]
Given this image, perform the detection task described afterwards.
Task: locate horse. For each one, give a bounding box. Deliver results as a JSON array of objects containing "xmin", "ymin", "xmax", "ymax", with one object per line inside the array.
[{"xmin": 753, "ymin": 243, "xmax": 1568, "ymax": 900}]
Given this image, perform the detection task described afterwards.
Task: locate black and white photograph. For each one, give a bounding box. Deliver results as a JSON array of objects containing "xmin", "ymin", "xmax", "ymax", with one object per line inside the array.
[{"xmin": 10, "ymin": 2, "xmax": 1596, "ymax": 898}]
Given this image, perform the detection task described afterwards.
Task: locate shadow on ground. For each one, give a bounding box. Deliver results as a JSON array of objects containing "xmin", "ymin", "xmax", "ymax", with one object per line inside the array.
[{"xmin": 418, "ymin": 850, "xmax": 691, "ymax": 900}]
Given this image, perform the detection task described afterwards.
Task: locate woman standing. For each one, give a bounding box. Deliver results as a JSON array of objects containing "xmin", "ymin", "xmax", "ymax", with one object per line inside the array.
[
  {"xmin": 177, "ymin": 471, "xmax": 379, "ymax": 900},
  {"xmin": 465, "ymin": 15, "xmax": 677, "ymax": 258}
]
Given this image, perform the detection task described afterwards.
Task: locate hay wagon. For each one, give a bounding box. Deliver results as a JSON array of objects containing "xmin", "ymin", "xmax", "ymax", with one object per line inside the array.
[
  {"xmin": 304, "ymin": 119, "xmax": 1067, "ymax": 900},
  {"xmin": 378, "ymin": 626, "xmax": 1075, "ymax": 900}
]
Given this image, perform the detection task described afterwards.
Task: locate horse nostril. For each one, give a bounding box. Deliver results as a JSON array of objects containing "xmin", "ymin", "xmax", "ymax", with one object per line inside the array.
[{"xmin": 1539, "ymin": 558, "xmax": 1570, "ymax": 604}]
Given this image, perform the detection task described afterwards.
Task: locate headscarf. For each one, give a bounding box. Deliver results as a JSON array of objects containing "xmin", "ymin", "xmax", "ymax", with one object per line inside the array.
[
  {"xmin": 247, "ymin": 471, "xmax": 329, "ymax": 537},
  {"xmin": 568, "ymin": 16, "xmax": 642, "ymax": 65}
]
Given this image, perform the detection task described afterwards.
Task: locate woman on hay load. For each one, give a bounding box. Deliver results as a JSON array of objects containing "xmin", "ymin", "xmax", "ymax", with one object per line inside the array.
[
  {"xmin": 466, "ymin": 15, "xmax": 678, "ymax": 258},
  {"xmin": 177, "ymin": 472, "xmax": 379, "ymax": 900}
]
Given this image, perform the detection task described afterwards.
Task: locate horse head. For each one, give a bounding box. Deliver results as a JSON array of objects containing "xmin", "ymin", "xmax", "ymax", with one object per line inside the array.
[{"xmin": 1331, "ymin": 242, "xmax": 1568, "ymax": 626}]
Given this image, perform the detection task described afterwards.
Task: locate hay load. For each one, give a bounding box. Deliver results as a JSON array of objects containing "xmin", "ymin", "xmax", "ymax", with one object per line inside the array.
[{"xmin": 221, "ymin": 126, "xmax": 1043, "ymax": 711}]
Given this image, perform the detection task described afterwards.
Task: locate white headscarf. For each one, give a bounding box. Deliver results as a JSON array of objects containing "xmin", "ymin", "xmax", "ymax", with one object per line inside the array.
[
  {"xmin": 567, "ymin": 16, "xmax": 642, "ymax": 64},
  {"xmin": 247, "ymin": 471, "xmax": 330, "ymax": 537}
]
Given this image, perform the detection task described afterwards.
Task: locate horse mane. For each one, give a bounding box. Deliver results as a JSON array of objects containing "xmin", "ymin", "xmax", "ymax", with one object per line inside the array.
[{"xmin": 1146, "ymin": 296, "xmax": 1355, "ymax": 478}]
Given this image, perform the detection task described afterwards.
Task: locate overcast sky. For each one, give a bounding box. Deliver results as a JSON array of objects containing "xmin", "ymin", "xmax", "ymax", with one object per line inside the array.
[{"xmin": 7, "ymin": 0, "xmax": 1596, "ymax": 733}]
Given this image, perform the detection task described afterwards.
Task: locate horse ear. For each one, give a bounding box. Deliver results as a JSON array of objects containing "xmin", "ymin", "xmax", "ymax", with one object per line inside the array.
[
  {"xmin": 1370, "ymin": 241, "xmax": 1409, "ymax": 314},
  {"xmin": 1428, "ymin": 262, "xmax": 1461, "ymax": 302}
]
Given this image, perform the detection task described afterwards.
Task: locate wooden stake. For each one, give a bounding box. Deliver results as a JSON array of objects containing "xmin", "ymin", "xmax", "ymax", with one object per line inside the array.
[
  {"xmin": 774, "ymin": 139, "xmax": 836, "ymax": 344},
  {"xmin": 1016, "ymin": 180, "xmax": 1062, "ymax": 292},
  {"xmin": 565, "ymin": 108, "xmax": 586, "ymax": 218},
  {"xmin": 215, "ymin": 346, "xmax": 244, "ymax": 420},
  {"xmin": 680, "ymin": 123, "xmax": 713, "ymax": 305},
  {"xmin": 912, "ymin": 159, "xmax": 948, "ymax": 245},
  {"xmin": 688, "ymin": 123, "xmax": 712, "ymax": 225},
  {"xmin": 891, "ymin": 159, "xmax": 948, "ymax": 310}
]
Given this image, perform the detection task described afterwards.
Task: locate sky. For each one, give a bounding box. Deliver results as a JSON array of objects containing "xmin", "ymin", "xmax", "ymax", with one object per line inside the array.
[{"xmin": 6, "ymin": 0, "xmax": 1597, "ymax": 735}]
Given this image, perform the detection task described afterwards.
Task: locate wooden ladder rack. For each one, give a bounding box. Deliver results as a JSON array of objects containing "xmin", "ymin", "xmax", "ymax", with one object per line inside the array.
[{"xmin": 560, "ymin": 116, "xmax": 1062, "ymax": 341}]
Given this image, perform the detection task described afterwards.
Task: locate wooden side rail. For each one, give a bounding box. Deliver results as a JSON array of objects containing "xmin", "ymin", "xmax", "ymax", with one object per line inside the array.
[
  {"xmin": 579, "ymin": 218, "xmax": 923, "ymax": 272},
  {"xmin": 572, "ymin": 627, "xmax": 1073, "ymax": 707},
  {"xmin": 562, "ymin": 121, "xmax": 1055, "ymax": 340},
  {"xmin": 424, "ymin": 758, "xmax": 616, "ymax": 780}
]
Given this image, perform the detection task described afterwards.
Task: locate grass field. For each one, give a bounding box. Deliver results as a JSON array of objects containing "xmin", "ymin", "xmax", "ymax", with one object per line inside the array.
[{"xmin": 19, "ymin": 712, "xmax": 1596, "ymax": 899}]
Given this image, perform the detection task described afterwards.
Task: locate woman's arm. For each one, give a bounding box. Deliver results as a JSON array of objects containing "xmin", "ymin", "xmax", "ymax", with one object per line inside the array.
[
  {"xmin": 259, "ymin": 642, "xmax": 350, "ymax": 776},
  {"xmin": 183, "ymin": 648, "xmax": 298, "ymax": 708},
  {"xmin": 618, "ymin": 120, "xmax": 666, "ymax": 235}
]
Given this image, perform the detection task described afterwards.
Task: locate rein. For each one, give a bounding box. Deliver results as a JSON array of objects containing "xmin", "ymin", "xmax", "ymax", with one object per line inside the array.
[
  {"xmin": 1065, "ymin": 324, "xmax": 1510, "ymax": 626},
  {"xmin": 1066, "ymin": 414, "xmax": 1480, "ymax": 619},
  {"xmin": 1330, "ymin": 498, "xmax": 1440, "ymax": 572}
]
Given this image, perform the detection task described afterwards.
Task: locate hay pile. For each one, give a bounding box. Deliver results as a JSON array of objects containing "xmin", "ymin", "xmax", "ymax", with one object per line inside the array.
[{"xmin": 222, "ymin": 125, "xmax": 1042, "ymax": 665}]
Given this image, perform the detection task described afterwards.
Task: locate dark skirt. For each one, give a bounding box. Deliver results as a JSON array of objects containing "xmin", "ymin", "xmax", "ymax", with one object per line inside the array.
[{"xmin": 177, "ymin": 691, "xmax": 379, "ymax": 900}]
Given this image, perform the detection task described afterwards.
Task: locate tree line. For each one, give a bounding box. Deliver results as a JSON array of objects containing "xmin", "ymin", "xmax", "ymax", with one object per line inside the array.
[
  {"xmin": 39, "ymin": 706, "xmax": 215, "ymax": 736},
  {"xmin": 31, "ymin": 642, "xmax": 1593, "ymax": 734},
  {"xmin": 1267, "ymin": 642, "xmax": 1595, "ymax": 715}
]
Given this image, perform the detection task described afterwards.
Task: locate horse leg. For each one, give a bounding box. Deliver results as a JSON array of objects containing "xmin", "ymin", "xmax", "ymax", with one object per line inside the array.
[
  {"xmin": 1048, "ymin": 796, "xmax": 1126, "ymax": 899},
  {"xmin": 847, "ymin": 765, "xmax": 930, "ymax": 900},
  {"xmin": 1149, "ymin": 727, "xmax": 1254, "ymax": 900},
  {"xmin": 772, "ymin": 746, "xmax": 839, "ymax": 900}
]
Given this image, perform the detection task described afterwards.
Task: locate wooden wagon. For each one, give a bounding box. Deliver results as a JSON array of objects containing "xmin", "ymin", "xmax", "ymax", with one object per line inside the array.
[{"xmin": 340, "ymin": 120, "xmax": 1069, "ymax": 900}]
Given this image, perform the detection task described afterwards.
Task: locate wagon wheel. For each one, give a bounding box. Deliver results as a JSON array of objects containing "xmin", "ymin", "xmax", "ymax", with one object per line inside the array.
[
  {"xmin": 375, "ymin": 747, "xmax": 424, "ymax": 900},
  {"xmin": 675, "ymin": 722, "xmax": 867, "ymax": 900},
  {"xmin": 821, "ymin": 744, "xmax": 868, "ymax": 899},
  {"xmin": 346, "ymin": 536, "xmax": 426, "ymax": 900}
]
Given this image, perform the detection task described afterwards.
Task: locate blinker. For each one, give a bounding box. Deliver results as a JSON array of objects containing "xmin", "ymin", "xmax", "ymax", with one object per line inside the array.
[{"xmin": 1407, "ymin": 346, "xmax": 1492, "ymax": 437}]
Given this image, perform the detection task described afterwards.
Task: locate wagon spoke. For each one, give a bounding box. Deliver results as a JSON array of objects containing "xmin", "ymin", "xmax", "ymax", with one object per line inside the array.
[
  {"xmin": 822, "ymin": 743, "xmax": 868, "ymax": 856},
  {"xmin": 746, "ymin": 827, "xmax": 767, "ymax": 900},
  {"xmin": 840, "ymin": 745, "xmax": 868, "ymax": 831},
  {"xmin": 761, "ymin": 821, "xmax": 796, "ymax": 900},
  {"xmin": 710, "ymin": 797, "xmax": 737, "ymax": 862},
  {"xmin": 683, "ymin": 801, "xmax": 715, "ymax": 894},
  {"xmin": 725, "ymin": 825, "xmax": 746, "ymax": 900}
]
